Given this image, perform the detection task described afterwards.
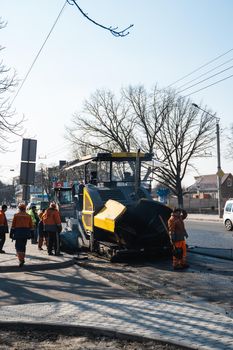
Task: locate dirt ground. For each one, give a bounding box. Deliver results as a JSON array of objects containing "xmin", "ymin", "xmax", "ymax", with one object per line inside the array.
[
  {"xmin": 76, "ymin": 252, "xmax": 233, "ymax": 318},
  {"xmin": 0, "ymin": 326, "xmax": 189, "ymax": 350}
]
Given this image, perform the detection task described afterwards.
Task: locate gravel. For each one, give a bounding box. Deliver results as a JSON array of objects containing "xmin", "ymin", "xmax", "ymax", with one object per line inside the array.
[{"xmin": 0, "ymin": 326, "xmax": 189, "ymax": 350}]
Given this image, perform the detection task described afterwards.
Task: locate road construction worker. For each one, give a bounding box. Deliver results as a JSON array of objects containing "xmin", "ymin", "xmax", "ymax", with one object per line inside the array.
[
  {"xmin": 42, "ymin": 202, "xmax": 62, "ymax": 256},
  {"xmin": 38, "ymin": 208, "xmax": 48, "ymax": 250},
  {"xmin": 0, "ymin": 204, "xmax": 9, "ymax": 253},
  {"xmin": 27, "ymin": 204, "xmax": 40, "ymax": 244},
  {"xmin": 168, "ymin": 208, "xmax": 189, "ymax": 270},
  {"xmin": 10, "ymin": 202, "xmax": 34, "ymax": 267}
]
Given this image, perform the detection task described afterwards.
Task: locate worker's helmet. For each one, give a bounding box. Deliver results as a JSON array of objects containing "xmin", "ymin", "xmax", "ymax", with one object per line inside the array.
[
  {"xmin": 50, "ymin": 202, "xmax": 57, "ymax": 209},
  {"xmin": 18, "ymin": 202, "xmax": 26, "ymax": 210},
  {"xmin": 173, "ymin": 208, "xmax": 182, "ymax": 214},
  {"xmin": 1, "ymin": 204, "xmax": 7, "ymax": 211}
]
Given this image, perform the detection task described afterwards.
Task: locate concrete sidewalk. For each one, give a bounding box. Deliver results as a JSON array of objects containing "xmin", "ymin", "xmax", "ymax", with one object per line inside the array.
[
  {"xmin": 187, "ymin": 213, "xmax": 223, "ymax": 222},
  {"xmin": 0, "ymin": 236, "xmax": 75, "ymax": 271},
  {"xmin": 0, "ymin": 299, "xmax": 232, "ymax": 350}
]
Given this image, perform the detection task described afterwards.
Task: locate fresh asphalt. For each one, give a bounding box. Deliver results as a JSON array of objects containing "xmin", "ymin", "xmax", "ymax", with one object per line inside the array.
[{"xmin": 187, "ymin": 213, "xmax": 233, "ymax": 261}]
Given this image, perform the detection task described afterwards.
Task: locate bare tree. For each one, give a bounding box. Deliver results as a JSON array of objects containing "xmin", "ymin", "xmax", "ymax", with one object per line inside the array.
[
  {"xmin": 152, "ymin": 97, "xmax": 216, "ymax": 207},
  {"xmin": 65, "ymin": 89, "xmax": 137, "ymax": 156},
  {"xmin": 66, "ymin": 86, "xmax": 216, "ymax": 207},
  {"xmin": 226, "ymin": 123, "xmax": 233, "ymax": 160},
  {"xmin": 122, "ymin": 85, "xmax": 172, "ymax": 153},
  {"xmin": 0, "ymin": 19, "xmax": 24, "ymax": 151},
  {"xmin": 122, "ymin": 86, "xmax": 173, "ymax": 180},
  {"xmin": 0, "ymin": 180, "xmax": 15, "ymax": 203}
]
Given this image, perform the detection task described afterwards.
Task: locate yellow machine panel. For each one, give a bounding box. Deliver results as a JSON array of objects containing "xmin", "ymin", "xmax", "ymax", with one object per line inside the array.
[
  {"xmin": 94, "ymin": 199, "xmax": 126, "ymax": 233},
  {"xmin": 111, "ymin": 152, "xmax": 145, "ymax": 158},
  {"xmin": 82, "ymin": 188, "xmax": 94, "ymax": 232}
]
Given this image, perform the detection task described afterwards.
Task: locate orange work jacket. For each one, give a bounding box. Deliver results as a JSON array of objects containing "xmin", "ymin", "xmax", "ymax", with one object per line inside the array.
[
  {"xmin": 42, "ymin": 208, "xmax": 62, "ymax": 233},
  {"xmin": 0, "ymin": 210, "xmax": 8, "ymax": 233}
]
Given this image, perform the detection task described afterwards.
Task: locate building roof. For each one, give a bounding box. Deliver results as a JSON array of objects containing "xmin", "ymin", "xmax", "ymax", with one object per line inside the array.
[{"xmin": 188, "ymin": 173, "xmax": 231, "ymax": 192}]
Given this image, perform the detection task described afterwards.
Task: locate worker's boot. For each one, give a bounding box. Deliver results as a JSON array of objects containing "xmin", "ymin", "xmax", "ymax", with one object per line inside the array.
[
  {"xmin": 38, "ymin": 237, "xmax": 43, "ymax": 250},
  {"xmin": 17, "ymin": 252, "xmax": 25, "ymax": 267},
  {"xmin": 181, "ymin": 258, "xmax": 189, "ymax": 269}
]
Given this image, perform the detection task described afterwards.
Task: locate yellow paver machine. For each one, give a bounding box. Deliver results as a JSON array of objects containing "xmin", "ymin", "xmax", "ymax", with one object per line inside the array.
[{"xmin": 61, "ymin": 151, "xmax": 172, "ymax": 261}]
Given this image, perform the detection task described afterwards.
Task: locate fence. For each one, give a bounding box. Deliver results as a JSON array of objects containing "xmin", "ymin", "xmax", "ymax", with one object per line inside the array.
[{"xmin": 167, "ymin": 197, "xmax": 222, "ymax": 214}]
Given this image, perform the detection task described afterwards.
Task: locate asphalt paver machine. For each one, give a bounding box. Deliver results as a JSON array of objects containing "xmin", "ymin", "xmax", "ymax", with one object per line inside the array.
[{"xmin": 61, "ymin": 151, "xmax": 172, "ymax": 261}]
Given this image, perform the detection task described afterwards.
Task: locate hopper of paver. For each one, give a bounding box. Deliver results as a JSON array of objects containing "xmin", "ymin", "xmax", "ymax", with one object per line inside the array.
[{"xmin": 92, "ymin": 197, "xmax": 172, "ymax": 257}]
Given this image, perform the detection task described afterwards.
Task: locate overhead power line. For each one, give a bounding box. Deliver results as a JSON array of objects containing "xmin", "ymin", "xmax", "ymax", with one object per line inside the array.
[
  {"xmin": 10, "ymin": 1, "xmax": 67, "ymax": 106},
  {"xmin": 38, "ymin": 142, "xmax": 70, "ymax": 161},
  {"xmin": 167, "ymin": 47, "xmax": 233, "ymax": 88},
  {"xmin": 177, "ymin": 63, "xmax": 233, "ymax": 94},
  {"xmin": 176, "ymin": 56, "xmax": 233, "ymax": 91},
  {"xmin": 184, "ymin": 73, "xmax": 233, "ymax": 97}
]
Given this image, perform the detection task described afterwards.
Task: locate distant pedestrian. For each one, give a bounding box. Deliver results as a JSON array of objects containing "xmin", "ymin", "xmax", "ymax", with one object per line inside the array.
[
  {"xmin": 168, "ymin": 208, "xmax": 189, "ymax": 270},
  {"xmin": 27, "ymin": 204, "xmax": 40, "ymax": 244},
  {"xmin": 10, "ymin": 203, "xmax": 34, "ymax": 267},
  {"xmin": 42, "ymin": 202, "xmax": 62, "ymax": 256},
  {"xmin": 38, "ymin": 208, "xmax": 48, "ymax": 250},
  {"xmin": 0, "ymin": 204, "xmax": 9, "ymax": 253}
]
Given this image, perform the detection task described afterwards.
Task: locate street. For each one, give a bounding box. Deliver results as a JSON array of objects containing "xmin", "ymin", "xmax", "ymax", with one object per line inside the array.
[{"xmin": 186, "ymin": 219, "xmax": 233, "ymax": 249}]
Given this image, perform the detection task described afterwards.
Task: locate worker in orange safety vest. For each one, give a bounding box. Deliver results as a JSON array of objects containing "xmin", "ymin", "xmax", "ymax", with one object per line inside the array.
[
  {"xmin": 42, "ymin": 202, "xmax": 62, "ymax": 256},
  {"xmin": 168, "ymin": 208, "xmax": 189, "ymax": 270},
  {"xmin": 10, "ymin": 202, "xmax": 34, "ymax": 267}
]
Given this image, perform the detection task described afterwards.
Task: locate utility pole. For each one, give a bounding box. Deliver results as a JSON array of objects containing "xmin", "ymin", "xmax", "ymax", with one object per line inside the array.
[
  {"xmin": 41, "ymin": 166, "xmax": 44, "ymax": 201},
  {"xmin": 216, "ymin": 120, "xmax": 222, "ymax": 218},
  {"xmin": 192, "ymin": 104, "xmax": 223, "ymax": 218}
]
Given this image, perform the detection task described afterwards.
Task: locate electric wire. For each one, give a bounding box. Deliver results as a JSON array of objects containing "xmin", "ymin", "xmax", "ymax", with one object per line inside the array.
[
  {"xmin": 176, "ymin": 56, "xmax": 233, "ymax": 90},
  {"xmin": 10, "ymin": 1, "xmax": 67, "ymax": 107},
  {"xmin": 177, "ymin": 63, "xmax": 233, "ymax": 94},
  {"xmin": 40, "ymin": 142, "xmax": 70, "ymax": 160},
  {"xmin": 46, "ymin": 144, "xmax": 70, "ymax": 157},
  {"xmin": 167, "ymin": 47, "xmax": 233, "ymax": 88},
  {"xmin": 184, "ymin": 73, "xmax": 233, "ymax": 97}
]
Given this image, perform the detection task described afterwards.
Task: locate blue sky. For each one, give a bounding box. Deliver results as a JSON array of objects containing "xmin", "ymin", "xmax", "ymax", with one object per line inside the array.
[{"xmin": 1, "ymin": 0, "xmax": 233, "ymax": 185}]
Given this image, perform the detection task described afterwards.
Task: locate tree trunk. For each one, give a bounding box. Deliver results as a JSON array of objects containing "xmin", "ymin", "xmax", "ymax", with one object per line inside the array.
[{"xmin": 176, "ymin": 181, "xmax": 184, "ymax": 208}]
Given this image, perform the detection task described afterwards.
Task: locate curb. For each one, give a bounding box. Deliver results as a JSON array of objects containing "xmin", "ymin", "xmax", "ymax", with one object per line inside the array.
[
  {"xmin": 0, "ymin": 321, "xmax": 193, "ymax": 350},
  {"xmin": 187, "ymin": 217, "xmax": 222, "ymax": 223},
  {"xmin": 188, "ymin": 248, "xmax": 233, "ymax": 261}
]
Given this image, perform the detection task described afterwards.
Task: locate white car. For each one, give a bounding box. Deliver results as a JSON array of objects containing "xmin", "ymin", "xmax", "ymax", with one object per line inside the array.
[{"xmin": 223, "ymin": 199, "xmax": 233, "ymax": 231}]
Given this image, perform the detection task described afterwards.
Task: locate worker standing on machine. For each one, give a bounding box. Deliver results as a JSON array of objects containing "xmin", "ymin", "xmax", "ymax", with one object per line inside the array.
[{"xmin": 168, "ymin": 208, "xmax": 189, "ymax": 270}]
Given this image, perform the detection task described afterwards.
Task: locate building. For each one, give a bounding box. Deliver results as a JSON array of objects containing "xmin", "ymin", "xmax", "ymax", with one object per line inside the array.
[
  {"xmin": 14, "ymin": 171, "xmax": 45, "ymax": 204},
  {"xmin": 187, "ymin": 173, "xmax": 233, "ymax": 201}
]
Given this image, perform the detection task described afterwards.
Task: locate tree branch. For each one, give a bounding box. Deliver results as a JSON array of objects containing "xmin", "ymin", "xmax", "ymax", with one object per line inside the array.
[{"xmin": 67, "ymin": 0, "xmax": 134, "ymax": 37}]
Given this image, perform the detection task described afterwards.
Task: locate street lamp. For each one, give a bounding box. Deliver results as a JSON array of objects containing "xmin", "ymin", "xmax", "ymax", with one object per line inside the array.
[{"xmin": 192, "ymin": 103, "xmax": 223, "ymax": 218}]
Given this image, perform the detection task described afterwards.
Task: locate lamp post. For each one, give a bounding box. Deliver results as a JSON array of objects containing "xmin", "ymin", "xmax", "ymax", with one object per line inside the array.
[{"xmin": 192, "ymin": 103, "xmax": 223, "ymax": 218}]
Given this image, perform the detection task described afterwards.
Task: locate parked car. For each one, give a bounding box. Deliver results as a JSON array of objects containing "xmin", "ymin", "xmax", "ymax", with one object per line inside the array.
[{"xmin": 223, "ymin": 199, "xmax": 233, "ymax": 231}]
